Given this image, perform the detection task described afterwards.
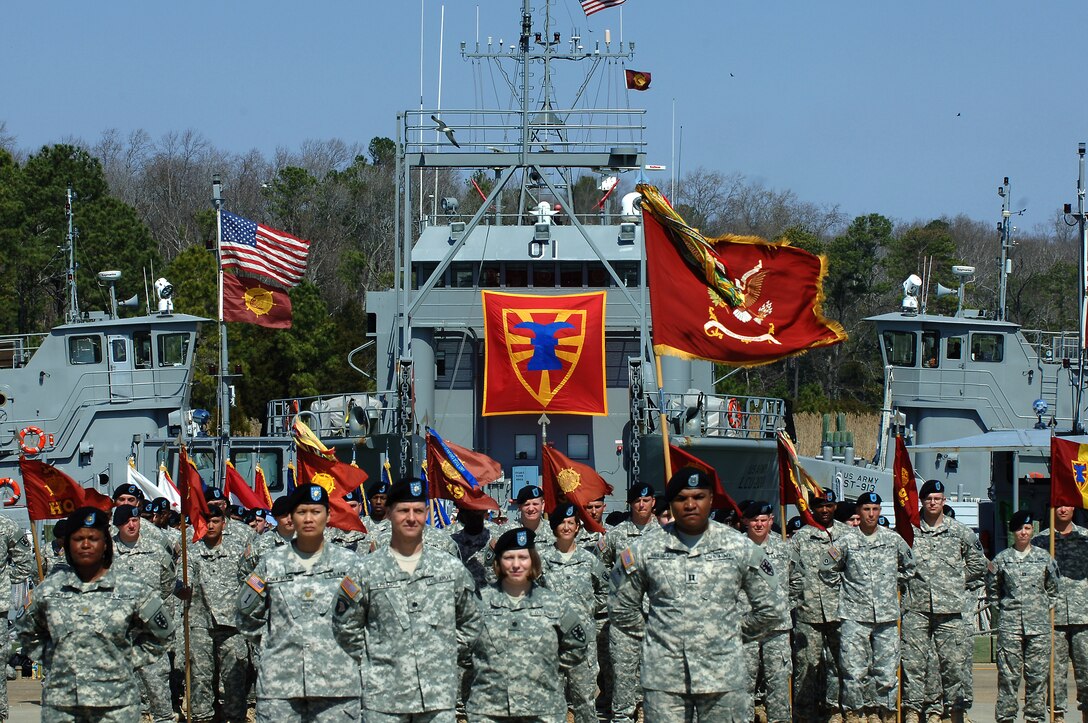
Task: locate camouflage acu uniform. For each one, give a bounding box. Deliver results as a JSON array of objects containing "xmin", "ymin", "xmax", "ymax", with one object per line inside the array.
[
  {"xmin": 1034, "ymin": 524, "xmax": 1088, "ymax": 717},
  {"xmin": 323, "ymin": 525, "xmax": 370, "ymax": 554},
  {"xmin": 0, "ymin": 516, "xmax": 32, "ymax": 721},
  {"xmin": 539, "ymin": 544, "xmax": 608, "ymax": 723},
  {"xmin": 820, "ymin": 526, "xmax": 915, "ymax": 716},
  {"xmin": 790, "ymin": 521, "xmax": 850, "ymax": 719},
  {"xmin": 610, "ymin": 522, "xmax": 784, "ymax": 722},
  {"xmin": 482, "ymin": 520, "xmax": 555, "ymax": 584},
  {"xmin": 112, "ymin": 531, "xmax": 177, "ymax": 723},
  {"xmin": 745, "ymin": 534, "xmax": 795, "ymax": 723},
  {"xmin": 188, "ymin": 535, "xmax": 250, "ymax": 722},
  {"xmin": 361, "ymin": 516, "xmax": 390, "ymax": 540},
  {"xmin": 450, "ymin": 526, "xmax": 493, "ymax": 591},
  {"xmin": 468, "ymin": 582, "xmax": 589, "ymax": 723},
  {"xmin": 237, "ymin": 541, "xmax": 366, "ymax": 722},
  {"xmin": 249, "ymin": 529, "xmax": 293, "ymax": 562},
  {"xmin": 17, "ymin": 566, "xmax": 173, "ymax": 722},
  {"xmin": 601, "ymin": 517, "xmax": 661, "ymax": 723},
  {"xmin": 902, "ymin": 516, "xmax": 989, "ymax": 716},
  {"xmin": 332, "ymin": 544, "xmax": 480, "ymax": 720},
  {"xmin": 986, "ymin": 544, "xmax": 1059, "ymax": 723}
]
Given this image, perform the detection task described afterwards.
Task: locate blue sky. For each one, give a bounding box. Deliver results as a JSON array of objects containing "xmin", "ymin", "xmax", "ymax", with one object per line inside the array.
[{"xmin": 5, "ymin": 1, "xmax": 1086, "ymax": 229}]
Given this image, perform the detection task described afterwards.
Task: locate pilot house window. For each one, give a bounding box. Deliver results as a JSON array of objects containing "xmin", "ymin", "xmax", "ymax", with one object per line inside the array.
[
  {"xmin": 68, "ymin": 335, "xmax": 102, "ymax": 365},
  {"xmin": 881, "ymin": 331, "xmax": 916, "ymax": 367},
  {"xmin": 970, "ymin": 333, "xmax": 1004, "ymax": 363},
  {"xmin": 157, "ymin": 333, "xmax": 190, "ymax": 367},
  {"xmin": 921, "ymin": 331, "xmax": 939, "ymax": 368}
]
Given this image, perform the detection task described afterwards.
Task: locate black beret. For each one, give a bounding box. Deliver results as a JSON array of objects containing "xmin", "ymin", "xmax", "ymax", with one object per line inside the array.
[
  {"xmin": 856, "ymin": 492, "xmax": 882, "ymax": 506},
  {"xmin": 786, "ymin": 516, "xmax": 804, "ymax": 532},
  {"xmin": 665, "ymin": 466, "xmax": 712, "ymax": 502},
  {"xmin": 204, "ymin": 487, "xmax": 226, "ymax": 503},
  {"xmin": 386, "ymin": 478, "xmax": 428, "ymax": 506},
  {"xmin": 205, "ymin": 506, "xmax": 225, "ymax": 520},
  {"xmin": 743, "ymin": 500, "xmax": 774, "ymax": 518},
  {"xmin": 270, "ymin": 496, "xmax": 292, "ymax": 518},
  {"xmin": 709, "ymin": 508, "xmax": 733, "ymax": 524},
  {"xmin": 943, "ymin": 504, "xmax": 956, "ymax": 519},
  {"xmin": 52, "ymin": 517, "xmax": 72, "ymax": 540},
  {"xmin": 494, "ymin": 527, "xmax": 535, "ymax": 555},
  {"xmin": 229, "ymin": 504, "xmax": 247, "ymax": 518},
  {"xmin": 1009, "ymin": 509, "xmax": 1034, "ymax": 531},
  {"xmin": 812, "ymin": 488, "xmax": 837, "ymax": 507},
  {"xmin": 514, "ymin": 485, "xmax": 544, "ymax": 504},
  {"xmin": 140, "ymin": 501, "xmax": 156, "ymax": 516},
  {"xmin": 627, "ymin": 483, "xmax": 654, "ymax": 503},
  {"xmin": 365, "ymin": 480, "xmax": 389, "ymax": 499},
  {"xmin": 834, "ymin": 502, "xmax": 856, "ymax": 523},
  {"xmin": 878, "ymin": 515, "xmax": 890, "ymax": 527},
  {"xmin": 288, "ymin": 484, "xmax": 329, "ymax": 511},
  {"xmin": 243, "ymin": 510, "xmax": 258, "ymax": 524},
  {"xmin": 344, "ymin": 487, "xmax": 363, "ymax": 503},
  {"xmin": 151, "ymin": 497, "xmax": 171, "ymax": 514},
  {"xmin": 549, "ymin": 503, "xmax": 578, "ymax": 531},
  {"xmin": 113, "ymin": 504, "xmax": 141, "ymax": 527},
  {"xmin": 113, "ymin": 483, "xmax": 144, "ymax": 501},
  {"xmin": 919, "ymin": 479, "xmax": 945, "ymax": 499},
  {"xmin": 653, "ymin": 495, "xmax": 668, "ymax": 516},
  {"xmin": 68, "ymin": 506, "xmax": 110, "ymax": 533}
]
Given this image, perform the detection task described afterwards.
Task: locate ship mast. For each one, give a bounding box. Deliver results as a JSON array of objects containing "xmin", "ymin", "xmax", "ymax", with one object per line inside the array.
[
  {"xmin": 1075, "ymin": 144, "xmax": 1087, "ymax": 434},
  {"xmin": 996, "ymin": 177, "xmax": 1011, "ymax": 321},
  {"xmin": 64, "ymin": 186, "xmax": 80, "ymax": 324}
]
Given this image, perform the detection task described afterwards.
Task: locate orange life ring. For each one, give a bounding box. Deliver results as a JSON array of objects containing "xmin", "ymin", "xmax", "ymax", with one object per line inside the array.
[
  {"xmin": 727, "ymin": 398, "xmax": 744, "ymax": 429},
  {"xmin": 18, "ymin": 426, "xmax": 52, "ymax": 456},
  {"xmin": 0, "ymin": 478, "xmax": 20, "ymax": 507}
]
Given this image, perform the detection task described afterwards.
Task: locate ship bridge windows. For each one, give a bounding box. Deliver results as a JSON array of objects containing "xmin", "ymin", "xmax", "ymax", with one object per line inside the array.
[
  {"xmin": 451, "ymin": 263, "xmax": 474, "ymax": 288},
  {"xmin": 921, "ymin": 331, "xmax": 940, "ymax": 368},
  {"xmin": 479, "ymin": 263, "xmax": 501, "ymax": 288},
  {"xmin": 881, "ymin": 330, "xmax": 916, "ymax": 367},
  {"xmin": 68, "ymin": 335, "xmax": 102, "ymax": 365},
  {"xmin": 157, "ymin": 332, "xmax": 191, "ymax": 367},
  {"xmin": 970, "ymin": 333, "xmax": 1004, "ymax": 363},
  {"xmin": 505, "ymin": 263, "xmax": 528, "ymax": 287},
  {"xmin": 588, "ymin": 264, "xmax": 609, "ymax": 287},
  {"xmin": 614, "ymin": 262, "xmax": 640, "ymax": 287},
  {"xmin": 560, "ymin": 263, "xmax": 585, "ymax": 288},
  {"xmin": 231, "ymin": 449, "xmax": 285, "ymax": 493},
  {"xmin": 532, "ymin": 262, "xmax": 556, "ymax": 288},
  {"xmin": 946, "ymin": 336, "xmax": 963, "ymax": 360},
  {"xmin": 134, "ymin": 331, "xmax": 152, "ymax": 369},
  {"xmin": 413, "ymin": 263, "xmax": 445, "ymax": 289}
]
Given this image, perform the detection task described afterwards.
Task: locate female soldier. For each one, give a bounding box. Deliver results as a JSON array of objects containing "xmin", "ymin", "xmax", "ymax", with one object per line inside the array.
[
  {"xmin": 18, "ymin": 506, "xmax": 174, "ymax": 722},
  {"xmin": 986, "ymin": 510, "xmax": 1059, "ymax": 723},
  {"xmin": 468, "ymin": 527, "xmax": 589, "ymax": 723},
  {"xmin": 538, "ymin": 504, "xmax": 608, "ymax": 723}
]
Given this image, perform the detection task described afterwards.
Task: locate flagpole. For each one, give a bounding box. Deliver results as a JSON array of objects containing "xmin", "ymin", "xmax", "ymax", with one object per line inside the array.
[
  {"xmin": 654, "ymin": 356, "xmax": 673, "ymax": 481},
  {"xmin": 181, "ymin": 512, "xmax": 192, "ymax": 723},
  {"xmin": 213, "ymin": 175, "xmax": 231, "ymax": 494},
  {"xmin": 29, "ymin": 521, "xmax": 44, "ymax": 583}
]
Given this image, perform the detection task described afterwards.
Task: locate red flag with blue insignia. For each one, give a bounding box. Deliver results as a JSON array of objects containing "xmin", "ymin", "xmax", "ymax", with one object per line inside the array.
[
  {"xmin": 1051, "ymin": 436, "xmax": 1088, "ymax": 509},
  {"xmin": 481, "ymin": 290, "xmax": 607, "ymax": 416}
]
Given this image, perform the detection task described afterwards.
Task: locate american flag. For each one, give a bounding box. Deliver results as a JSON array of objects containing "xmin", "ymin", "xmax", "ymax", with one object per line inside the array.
[
  {"xmin": 220, "ymin": 210, "xmax": 310, "ymax": 288},
  {"xmin": 581, "ymin": 0, "xmax": 625, "ymax": 16}
]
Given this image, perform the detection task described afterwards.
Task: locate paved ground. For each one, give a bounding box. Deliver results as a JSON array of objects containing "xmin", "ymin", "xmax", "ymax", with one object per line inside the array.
[{"xmin": 1, "ymin": 664, "xmax": 1075, "ymax": 721}]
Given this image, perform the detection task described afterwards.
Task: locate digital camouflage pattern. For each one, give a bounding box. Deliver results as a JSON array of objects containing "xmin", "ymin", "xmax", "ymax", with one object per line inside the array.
[
  {"xmin": 468, "ymin": 582, "xmax": 588, "ymax": 720},
  {"xmin": 371, "ymin": 523, "xmax": 460, "ymax": 558},
  {"xmin": 901, "ymin": 516, "xmax": 989, "ymax": 715},
  {"xmin": 237, "ymin": 541, "xmax": 365, "ymax": 702},
  {"xmin": 539, "ymin": 543, "xmax": 608, "ymax": 723},
  {"xmin": 332, "ymin": 544, "xmax": 480, "ymax": 716},
  {"xmin": 1033, "ymin": 524, "xmax": 1088, "ymax": 715},
  {"xmin": 609, "ymin": 521, "xmax": 783, "ymax": 709},
  {"xmin": 601, "ymin": 517, "xmax": 660, "ymax": 723},
  {"xmin": 743, "ymin": 533, "xmax": 795, "ymax": 723},
  {"xmin": 986, "ymin": 543, "xmax": 1058, "ymax": 723},
  {"xmin": 790, "ymin": 521, "xmax": 850, "ymax": 715},
  {"xmin": 17, "ymin": 566, "xmax": 173, "ymax": 711},
  {"xmin": 112, "ymin": 530, "xmax": 177, "ymax": 723}
]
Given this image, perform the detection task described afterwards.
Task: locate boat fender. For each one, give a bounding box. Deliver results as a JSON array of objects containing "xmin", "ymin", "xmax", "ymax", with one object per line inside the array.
[
  {"xmin": 727, "ymin": 399, "xmax": 744, "ymax": 429},
  {"xmin": 18, "ymin": 426, "xmax": 53, "ymax": 456},
  {"xmin": 0, "ymin": 478, "xmax": 20, "ymax": 507}
]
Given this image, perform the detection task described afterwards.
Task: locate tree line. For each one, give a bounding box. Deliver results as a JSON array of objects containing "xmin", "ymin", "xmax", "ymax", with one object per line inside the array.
[{"xmin": 0, "ymin": 121, "xmax": 1079, "ymax": 430}]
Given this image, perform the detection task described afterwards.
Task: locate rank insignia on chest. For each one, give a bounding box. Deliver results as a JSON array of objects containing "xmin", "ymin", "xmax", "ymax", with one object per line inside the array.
[
  {"xmin": 686, "ymin": 572, "xmax": 698, "ymax": 584},
  {"xmin": 619, "ymin": 548, "xmax": 636, "ymax": 575},
  {"xmin": 245, "ymin": 573, "xmax": 266, "ymax": 596},
  {"xmin": 340, "ymin": 576, "xmax": 361, "ymax": 601}
]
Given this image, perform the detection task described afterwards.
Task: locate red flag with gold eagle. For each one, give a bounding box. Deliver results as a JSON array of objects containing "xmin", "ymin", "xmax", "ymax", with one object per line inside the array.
[
  {"xmin": 892, "ymin": 435, "xmax": 921, "ymax": 546},
  {"xmin": 541, "ymin": 445, "xmax": 613, "ymax": 534},
  {"xmin": 668, "ymin": 444, "xmax": 744, "ymax": 519},
  {"xmin": 19, "ymin": 458, "xmax": 113, "ymax": 521},
  {"xmin": 222, "ymin": 272, "xmax": 293, "ymax": 329},
  {"xmin": 1051, "ymin": 436, "xmax": 1088, "ymax": 509},
  {"xmin": 776, "ymin": 432, "xmax": 823, "ymax": 530},
  {"xmin": 425, "ymin": 428, "xmax": 500, "ymax": 511},
  {"xmin": 639, "ymin": 184, "xmax": 846, "ymax": 367},
  {"xmin": 295, "ymin": 446, "xmax": 367, "ymax": 533},
  {"xmin": 482, "ymin": 290, "xmax": 607, "ymax": 416}
]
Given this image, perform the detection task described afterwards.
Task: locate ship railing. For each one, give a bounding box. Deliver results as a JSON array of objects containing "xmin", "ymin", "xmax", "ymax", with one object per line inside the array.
[
  {"xmin": 402, "ymin": 108, "xmax": 646, "ymax": 159},
  {"xmin": 265, "ymin": 392, "xmax": 397, "ymax": 438},
  {"xmin": 420, "ymin": 210, "xmax": 642, "ymax": 228},
  {"xmin": 643, "ymin": 392, "xmax": 785, "ymax": 440},
  {"xmin": 0, "ymin": 333, "xmax": 48, "ymax": 369},
  {"xmin": 1018, "ymin": 329, "xmax": 1080, "ymax": 364}
]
